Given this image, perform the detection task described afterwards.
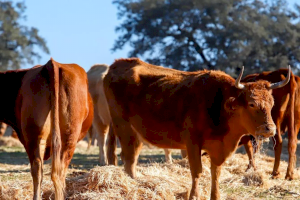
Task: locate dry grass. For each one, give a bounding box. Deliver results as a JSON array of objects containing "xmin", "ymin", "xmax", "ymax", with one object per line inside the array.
[{"xmin": 1, "ymin": 137, "xmax": 300, "ymax": 199}]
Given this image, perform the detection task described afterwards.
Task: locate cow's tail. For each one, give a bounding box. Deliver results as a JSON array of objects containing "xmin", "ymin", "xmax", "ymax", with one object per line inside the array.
[
  {"xmin": 49, "ymin": 58, "xmax": 64, "ymax": 200},
  {"xmin": 107, "ymin": 122, "xmax": 118, "ymax": 165}
]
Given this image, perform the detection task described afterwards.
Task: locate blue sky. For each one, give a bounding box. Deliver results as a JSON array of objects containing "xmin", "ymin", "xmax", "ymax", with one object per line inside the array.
[
  {"xmin": 19, "ymin": 0, "xmax": 130, "ymax": 71},
  {"xmin": 17, "ymin": 0, "xmax": 299, "ymax": 71}
]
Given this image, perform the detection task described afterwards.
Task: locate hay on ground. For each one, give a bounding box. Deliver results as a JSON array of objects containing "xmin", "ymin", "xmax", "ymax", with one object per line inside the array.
[{"xmin": 1, "ymin": 139, "xmax": 300, "ymax": 199}]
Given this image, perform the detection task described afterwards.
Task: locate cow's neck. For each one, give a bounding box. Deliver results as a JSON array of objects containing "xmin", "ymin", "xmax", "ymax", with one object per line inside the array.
[
  {"xmin": 223, "ymin": 115, "xmax": 249, "ymax": 155},
  {"xmin": 207, "ymin": 114, "xmax": 249, "ymax": 166},
  {"xmin": 0, "ymin": 69, "xmax": 28, "ymax": 129}
]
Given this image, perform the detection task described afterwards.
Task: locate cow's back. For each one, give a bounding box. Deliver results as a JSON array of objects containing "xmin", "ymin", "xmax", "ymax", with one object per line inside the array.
[{"xmin": 105, "ymin": 58, "xmax": 234, "ymax": 118}]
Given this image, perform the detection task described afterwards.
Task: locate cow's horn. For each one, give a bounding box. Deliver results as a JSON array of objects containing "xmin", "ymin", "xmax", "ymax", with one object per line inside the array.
[
  {"xmin": 269, "ymin": 65, "xmax": 291, "ymax": 90},
  {"xmin": 235, "ymin": 66, "xmax": 245, "ymax": 89}
]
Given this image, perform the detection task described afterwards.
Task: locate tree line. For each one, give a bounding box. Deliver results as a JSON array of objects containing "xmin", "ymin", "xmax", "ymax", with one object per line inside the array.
[
  {"xmin": 1, "ymin": 0, "xmax": 300, "ymax": 77},
  {"xmin": 0, "ymin": 1, "xmax": 48, "ymax": 70},
  {"xmin": 112, "ymin": 0, "xmax": 300, "ymax": 76}
]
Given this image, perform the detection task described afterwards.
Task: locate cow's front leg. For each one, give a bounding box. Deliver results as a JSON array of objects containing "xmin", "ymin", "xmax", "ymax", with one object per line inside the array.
[
  {"xmin": 272, "ymin": 131, "xmax": 282, "ymax": 178},
  {"xmin": 243, "ymin": 137, "xmax": 256, "ymax": 171},
  {"xmin": 186, "ymin": 142, "xmax": 202, "ymax": 200},
  {"xmin": 164, "ymin": 148, "xmax": 173, "ymax": 163},
  {"xmin": 210, "ymin": 162, "xmax": 221, "ymax": 200}
]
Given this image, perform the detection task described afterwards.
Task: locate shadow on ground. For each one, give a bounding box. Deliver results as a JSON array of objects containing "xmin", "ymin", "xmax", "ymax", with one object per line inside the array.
[
  {"xmin": 0, "ymin": 144, "xmax": 183, "ymax": 170},
  {"xmin": 1, "ymin": 137, "xmax": 300, "ymax": 169},
  {"xmin": 69, "ymin": 151, "xmax": 183, "ymax": 169}
]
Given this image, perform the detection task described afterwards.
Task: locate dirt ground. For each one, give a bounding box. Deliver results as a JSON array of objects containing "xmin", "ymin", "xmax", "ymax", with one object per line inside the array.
[{"xmin": 1, "ymin": 136, "xmax": 300, "ymax": 200}]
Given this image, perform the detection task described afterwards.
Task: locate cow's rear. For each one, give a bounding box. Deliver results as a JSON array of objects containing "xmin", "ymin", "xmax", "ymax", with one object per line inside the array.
[{"xmin": 2, "ymin": 58, "xmax": 93, "ymax": 200}]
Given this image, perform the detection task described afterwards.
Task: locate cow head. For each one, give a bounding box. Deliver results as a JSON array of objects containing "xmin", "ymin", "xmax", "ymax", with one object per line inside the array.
[{"xmin": 225, "ymin": 66, "xmax": 291, "ymax": 138}]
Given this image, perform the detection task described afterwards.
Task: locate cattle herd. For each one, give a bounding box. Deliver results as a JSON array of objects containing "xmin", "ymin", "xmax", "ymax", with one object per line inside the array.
[{"xmin": 1, "ymin": 57, "xmax": 298, "ymax": 200}]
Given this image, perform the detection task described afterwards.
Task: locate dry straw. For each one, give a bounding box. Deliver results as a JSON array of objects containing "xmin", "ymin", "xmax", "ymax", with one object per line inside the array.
[{"xmin": 1, "ymin": 137, "xmax": 300, "ymax": 199}]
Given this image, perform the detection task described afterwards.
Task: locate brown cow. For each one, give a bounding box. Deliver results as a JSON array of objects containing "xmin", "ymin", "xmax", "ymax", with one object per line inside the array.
[
  {"xmin": 104, "ymin": 58, "xmax": 290, "ymax": 200},
  {"xmin": 87, "ymin": 64, "xmax": 111, "ymax": 165},
  {"xmin": 0, "ymin": 58, "xmax": 93, "ymax": 200},
  {"xmin": 87, "ymin": 64, "xmax": 186, "ymax": 164},
  {"xmin": 238, "ymin": 68, "xmax": 299, "ymax": 180}
]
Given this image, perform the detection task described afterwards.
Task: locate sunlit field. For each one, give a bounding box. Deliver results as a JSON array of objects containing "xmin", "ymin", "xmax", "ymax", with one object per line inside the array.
[{"xmin": 1, "ymin": 135, "xmax": 300, "ymax": 200}]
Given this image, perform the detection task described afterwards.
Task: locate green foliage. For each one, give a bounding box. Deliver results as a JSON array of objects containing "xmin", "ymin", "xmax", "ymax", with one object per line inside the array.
[
  {"xmin": 0, "ymin": 1, "xmax": 49, "ymax": 70},
  {"xmin": 112, "ymin": 0, "xmax": 300, "ymax": 76}
]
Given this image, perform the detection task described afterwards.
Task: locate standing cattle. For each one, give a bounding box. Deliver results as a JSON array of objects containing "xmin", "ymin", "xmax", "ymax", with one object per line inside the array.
[
  {"xmin": 238, "ymin": 68, "xmax": 299, "ymax": 180},
  {"xmin": 87, "ymin": 64, "xmax": 111, "ymax": 165},
  {"xmin": 1, "ymin": 58, "xmax": 93, "ymax": 200},
  {"xmin": 87, "ymin": 64, "xmax": 186, "ymax": 165},
  {"xmin": 104, "ymin": 58, "xmax": 290, "ymax": 200}
]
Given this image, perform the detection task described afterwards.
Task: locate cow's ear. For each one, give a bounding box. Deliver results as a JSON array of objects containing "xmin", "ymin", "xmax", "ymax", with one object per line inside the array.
[{"xmin": 224, "ymin": 97, "xmax": 238, "ymax": 111}]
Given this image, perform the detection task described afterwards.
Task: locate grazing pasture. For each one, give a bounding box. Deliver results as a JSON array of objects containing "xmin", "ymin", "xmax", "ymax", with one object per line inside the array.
[{"xmin": 1, "ymin": 136, "xmax": 300, "ymax": 200}]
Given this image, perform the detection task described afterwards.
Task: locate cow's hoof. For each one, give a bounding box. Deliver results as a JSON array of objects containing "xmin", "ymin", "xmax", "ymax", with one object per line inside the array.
[
  {"xmin": 245, "ymin": 164, "xmax": 256, "ymax": 172},
  {"xmin": 99, "ymin": 160, "xmax": 107, "ymax": 166},
  {"xmin": 271, "ymin": 171, "xmax": 280, "ymax": 179},
  {"xmin": 285, "ymin": 174, "xmax": 294, "ymax": 181},
  {"xmin": 245, "ymin": 166, "xmax": 251, "ymax": 172}
]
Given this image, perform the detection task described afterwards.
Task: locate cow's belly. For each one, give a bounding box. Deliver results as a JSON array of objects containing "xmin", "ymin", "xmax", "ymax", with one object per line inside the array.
[{"xmin": 129, "ymin": 115, "xmax": 186, "ymax": 149}]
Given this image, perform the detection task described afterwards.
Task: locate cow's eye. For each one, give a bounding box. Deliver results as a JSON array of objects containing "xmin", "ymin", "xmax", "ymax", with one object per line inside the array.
[{"xmin": 249, "ymin": 103, "xmax": 255, "ymax": 108}]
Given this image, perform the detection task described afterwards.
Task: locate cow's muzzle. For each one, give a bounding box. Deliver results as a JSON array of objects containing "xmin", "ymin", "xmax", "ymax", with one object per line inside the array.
[{"xmin": 255, "ymin": 124, "xmax": 276, "ymax": 138}]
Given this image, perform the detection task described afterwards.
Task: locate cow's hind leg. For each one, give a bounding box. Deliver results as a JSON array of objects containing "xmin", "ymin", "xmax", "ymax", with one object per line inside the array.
[
  {"xmin": 164, "ymin": 148, "xmax": 172, "ymax": 163},
  {"xmin": 61, "ymin": 144, "xmax": 77, "ymax": 188},
  {"xmin": 93, "ymin": 114, "xmax": 109, "ymax": 166},
  {"xmin": 112, "ymin": 119, "xmax": 142, "ymax": 178},
  {"xmin": 272, "ymin": 127, "xmax": 282, "ymax": 178},
  {"xmin": 59, "ymin": 120, "xmax": 86, "ymax": 191},
  {"xmin": 27, "ymin": 139, "xmax": 47, "ymax": 200},
  {"xmin": 286, "ymin": 123, "xmax": 298, "ymax": 180},
  {"xmin": 241, "ymin": 136, "xmax": 256, "ymax": 171},
  {"xmin": 97, "ymin": 123, "xmax": 109, "ymax": 166},
  {"xmin": 107, "ymin": 123, "xmax": 118, "ymax": 165},
  {"xmin": 181, "ymin": 149, "xmax": 187, "ymax": 159}
]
